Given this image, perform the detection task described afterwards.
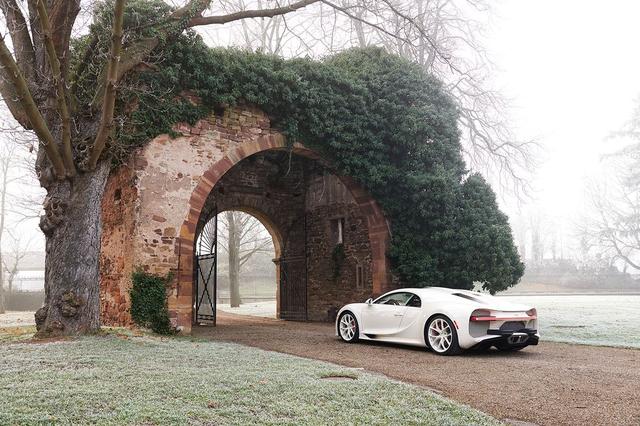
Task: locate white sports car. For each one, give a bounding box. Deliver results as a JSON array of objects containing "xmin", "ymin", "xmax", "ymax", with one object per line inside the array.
[{"xmin": 336, "ymin": 287, "xmax": 539, "ymax": 355}]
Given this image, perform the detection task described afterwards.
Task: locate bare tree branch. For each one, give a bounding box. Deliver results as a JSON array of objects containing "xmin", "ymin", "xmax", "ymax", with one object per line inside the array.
[
  {"xmin": 87, "ymin": 0, "xmax": 126, "ymax": 170},
  {"xmin": 187, "ymin": 0, "xmax": 319, "ymax": 26},
  {"xmin": 0, "ymin": 33, "xmax": 66, "ymax": 178},
  {"xmin": 0, "ymin": 0, "xmax": 36, "ymax": 80},
  {"xmin": 35, "ymin": 0, "xmax": 75, "ymax": 176},
  {"xmin": 45, "ymin": 0, "xmax": 81, "ymax": 75}
]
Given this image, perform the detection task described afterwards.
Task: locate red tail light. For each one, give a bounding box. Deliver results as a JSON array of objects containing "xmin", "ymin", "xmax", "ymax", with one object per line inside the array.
[
  {"xmin": 470, "ymin": 309, "xmax": 495, "ymax": 322},
  {"xmin": 470, "ymin": 308, "xmax": 537, "ymax": 322}
]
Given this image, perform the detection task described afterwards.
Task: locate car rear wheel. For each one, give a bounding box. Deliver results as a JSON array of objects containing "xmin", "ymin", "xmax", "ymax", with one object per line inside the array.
[
  {"xmin": 426, "ymin": 315, "xmax": 462, "ymax": 355},
  {"xmin": 338, "ymin": 312, "xmax": 359, "ymax": 343}
]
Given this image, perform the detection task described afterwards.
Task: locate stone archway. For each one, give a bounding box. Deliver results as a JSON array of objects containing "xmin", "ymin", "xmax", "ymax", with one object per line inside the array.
[
  {"xmin": 99, "ymin": 106, "xmax": 392, "ymax": 333},
  {"xmin": 173, "ymin": 136, "xmax": 392, "ymax": 331}
]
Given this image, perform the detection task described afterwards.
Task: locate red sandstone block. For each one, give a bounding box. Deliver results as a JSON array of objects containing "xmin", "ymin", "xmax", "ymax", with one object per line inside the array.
[
  {"xmin": 199, "ymin": 175, "xmax": 216, "ymax": 191},
  {"xmin": 202, "ymin": 168, "xmax": 221, "ymax": 183},
  {"xmin": 177, "ymin": 239, "xmax": 193, "ymax": 252},
  {"xmin": 186, "ymin": 208, "xmax": 200, "ymax": 223},
  {"xmin": 178, "ymin": 275, "xmax": 193, "ymax": 286},
  {"xmin": 179, "ymin": 224, "xmax": 195, "ymax": 238},
  {"xmin": 214, "ymin": 157, "xmax": 234, "ymax": 175},
  {"xmin": 189, "ymin": 192, "xmax": 206, "ymax": 207},
  {"xmin": 176, "ymin": 286, "xmax": 193, "ymax": 300},
  {"xmin": 194, "ymin": 184, "xmax": 210, "ymax": 198}
]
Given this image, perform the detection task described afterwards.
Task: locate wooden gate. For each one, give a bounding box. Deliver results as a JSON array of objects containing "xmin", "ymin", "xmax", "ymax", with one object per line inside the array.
[
  {"xmin": 279, "ymin": 215, "xmax": 307, "ymax": 321},
  {"xmin": 279, "ymin": 255, "xmax": 307, "ymax": 320}
]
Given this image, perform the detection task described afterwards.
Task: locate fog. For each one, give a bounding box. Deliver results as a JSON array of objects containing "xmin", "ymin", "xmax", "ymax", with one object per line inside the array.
[
  {"xmin": 2, "ymin": 0, "xmax": 639, "ymax": 293},
  {"xmin": 490, "ymin": 1, "xmax": 640, "ymax": 273}
]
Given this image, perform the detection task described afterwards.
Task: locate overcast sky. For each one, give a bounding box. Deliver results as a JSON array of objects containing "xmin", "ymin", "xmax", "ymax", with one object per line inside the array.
[
  {"xmin": 489, "ymin": 0, "xmax": 640, "ymax": 230},
  {"xmin": 6, "ymin": 0, "xmax": 640, "ymax": 256}
]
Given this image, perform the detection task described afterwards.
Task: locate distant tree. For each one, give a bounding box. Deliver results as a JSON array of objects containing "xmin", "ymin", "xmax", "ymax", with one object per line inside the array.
[
  {"xmin": 0, "ymin": 145, "xmax": 27, "ymax": 313},
  {"xmin": 217, "ymin": 211, "xmax": 273, "ymax": 307},
  {"xmin": 529, "ymin": 212, "xmax": 556, "ymax": 265},
  {"xmin": 579, "ymin": 178, "xmax": 640, "ymax": 272},
  {"xmin": 0, "ymin": 139, "xmax": 40, "ymax": 313},
  {"xmin": 3, "ymin": 231, "xmax": 32, "ymax": 295},
  {"xmin": 0, "ymin": 147, "xmax": 8, "ymax": 314},
  {"xmin": 579, "ymin": 102, "xmax": 640, "ymax": 271}
]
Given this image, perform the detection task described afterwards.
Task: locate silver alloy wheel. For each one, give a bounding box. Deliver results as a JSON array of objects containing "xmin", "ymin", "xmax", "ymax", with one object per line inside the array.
[
  {"xmin": 339, "ymin": 313, "xmax": 357, "ymax": 341},
  {"xmin": 428, "ymin": 318, "xmax": 453, "ymax": 353}
]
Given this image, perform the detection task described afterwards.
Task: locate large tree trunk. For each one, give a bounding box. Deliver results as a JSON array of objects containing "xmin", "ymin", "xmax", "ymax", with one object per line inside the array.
[
  {"xmin": 229, "ymin": 258, "xmax": 241, "ymax": 308},
  {"xmin": 227, "ymin": 212, "xmax": 242, "ymax": 308},
  {"xmin": 35, "ymin": 161, "xmax": 110, "ymax": 337}
]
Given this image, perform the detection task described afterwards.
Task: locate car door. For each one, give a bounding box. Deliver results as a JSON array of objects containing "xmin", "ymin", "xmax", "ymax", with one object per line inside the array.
[
  {"xmin": 362, "ymin": 292, "xmax": 412, "ymax": 335},
  {"xmin": 397, "ymin": 294, "xmax": 423, "ymax": 339}
]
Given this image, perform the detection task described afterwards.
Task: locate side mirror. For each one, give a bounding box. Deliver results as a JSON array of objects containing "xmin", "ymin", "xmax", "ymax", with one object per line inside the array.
[{"xmin": 365, "ymin": 298, "xmax": 373, "ymax": 305}]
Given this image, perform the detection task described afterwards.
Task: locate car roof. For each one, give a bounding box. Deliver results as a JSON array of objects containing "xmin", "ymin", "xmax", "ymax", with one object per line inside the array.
[{"xmin": 382, "ymin": 287, "xmax": 485, "ymax": 298}]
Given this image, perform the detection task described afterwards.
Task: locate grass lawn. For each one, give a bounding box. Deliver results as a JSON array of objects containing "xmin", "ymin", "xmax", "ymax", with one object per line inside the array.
[{"xmin": 0, "ymin": 326, "xmax": 498, "ymax": 425}]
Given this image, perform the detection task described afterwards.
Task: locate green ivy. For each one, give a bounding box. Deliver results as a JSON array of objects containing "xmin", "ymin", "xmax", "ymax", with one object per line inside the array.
[
  {"xmin": 129, "ymin": 269, "xmax": 174, "ymax": 334},
  {"xmin": 75, "ymin": 1, "xmax": 524, "ymax": 293}
]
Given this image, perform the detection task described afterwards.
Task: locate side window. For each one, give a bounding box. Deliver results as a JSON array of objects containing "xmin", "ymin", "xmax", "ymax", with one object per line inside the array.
[
  {"xmin": 375, "ymin": 292, "xmax": 412, "ymax": 306},
  {"xmin": 374, "ymin": 294, "xmax": 391, "ymax": 305},
  {"xmin": 406, "ymin": 295, "xmax": 421, "ymax": 308}
]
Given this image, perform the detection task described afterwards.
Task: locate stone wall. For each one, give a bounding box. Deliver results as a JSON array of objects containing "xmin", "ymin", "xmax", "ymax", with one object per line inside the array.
[
  {"xmin": 100, "ymin": 166, "xmax": 137, "ymax": 326},
  {"xmin": 305, "ymin": 175, "xmax": 373, "ymax": 321}
]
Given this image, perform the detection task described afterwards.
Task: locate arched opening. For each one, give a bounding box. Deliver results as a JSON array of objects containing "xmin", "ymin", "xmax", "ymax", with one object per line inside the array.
[
  {"xmin": 198, "ymin": 210, "xmax": 279, "ymax": 319},
  {"xmin": 175, "ymin": 135, "xmax": 393, "ymax": 330}
]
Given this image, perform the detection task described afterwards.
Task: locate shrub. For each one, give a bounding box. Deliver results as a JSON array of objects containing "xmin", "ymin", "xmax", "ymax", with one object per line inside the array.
[{"xmin": 129, "ymin": 269, "xmax": 174, "ymax": 334}]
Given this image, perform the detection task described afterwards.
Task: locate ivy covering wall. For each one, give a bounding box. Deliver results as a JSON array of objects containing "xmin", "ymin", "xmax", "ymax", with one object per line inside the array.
[
  {"xmin": 129, "ymin": 270, "xmax": 174, "ymax": 334},
  {"xmin": 75, "ymin": 1, "xmax": 524, "ymax": 293}
]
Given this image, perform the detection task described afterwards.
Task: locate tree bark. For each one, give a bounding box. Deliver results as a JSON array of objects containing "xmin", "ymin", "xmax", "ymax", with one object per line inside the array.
[
  {"xmin": 34, "ymin": 161, "xmax": 110, "ymax": 337},
  {"xmin": 227, "ymin": 212, "xmax": 242, "ymax": 308}
]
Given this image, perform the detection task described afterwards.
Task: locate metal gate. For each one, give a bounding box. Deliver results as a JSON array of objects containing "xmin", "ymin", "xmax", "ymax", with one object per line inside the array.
[
  {"xmin": 279, "ymin": 215, "xmax": 307, "ymax": 321},
  {"xmin": 195, "ymin": 212, "xmax": 217, "ymax": 325}
]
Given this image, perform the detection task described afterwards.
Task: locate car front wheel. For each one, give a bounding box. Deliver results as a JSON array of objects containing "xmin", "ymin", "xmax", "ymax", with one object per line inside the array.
[
  {"xmin": 426, "ymin": 315, "xmax": 462, "ymax": 355},
  {"xmin": 338, "ymin": 312, "xmax": 359, "ymax": 343}
]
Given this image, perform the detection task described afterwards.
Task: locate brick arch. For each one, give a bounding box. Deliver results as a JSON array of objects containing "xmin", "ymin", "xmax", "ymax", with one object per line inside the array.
[{"xmin": 172, "ymin": 134, "xmax": 392, "ymax": 331}]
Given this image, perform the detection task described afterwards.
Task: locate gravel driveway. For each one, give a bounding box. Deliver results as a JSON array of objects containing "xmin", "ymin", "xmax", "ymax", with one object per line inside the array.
[{"xmin": 194, "ymin": 312, "xmax": 640, "ymax": 426}]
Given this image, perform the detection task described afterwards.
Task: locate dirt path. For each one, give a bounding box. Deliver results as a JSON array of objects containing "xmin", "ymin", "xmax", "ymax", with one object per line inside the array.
[{"xmin": 194, "ymin": 312, "xmax": 640, "ymax": 426}]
